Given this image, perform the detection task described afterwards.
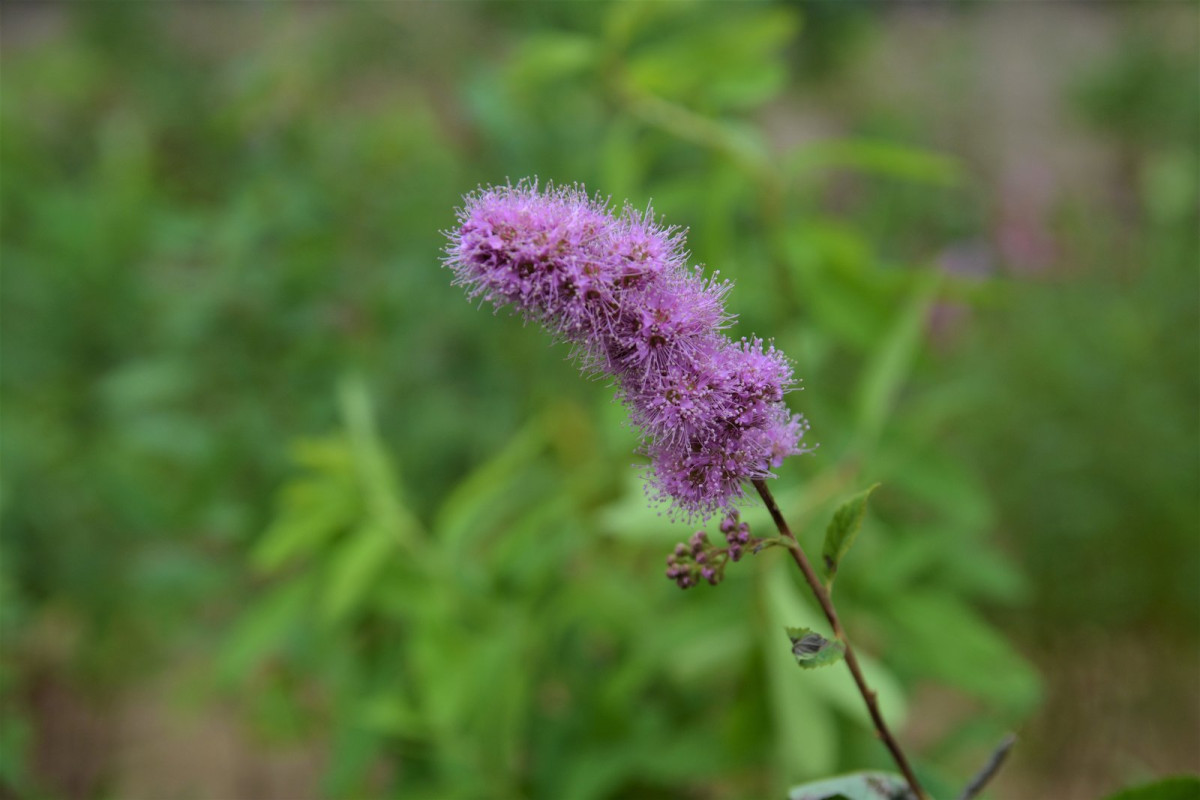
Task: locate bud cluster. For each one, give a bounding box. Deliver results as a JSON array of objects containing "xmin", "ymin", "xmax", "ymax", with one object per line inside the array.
[
  {"xmin": 719, "ymin": 513, "xmax": 753, "ymax": 562},
  {"xmin": 664, "ymin": 511, "xmax": 764, "ymax": 589}
]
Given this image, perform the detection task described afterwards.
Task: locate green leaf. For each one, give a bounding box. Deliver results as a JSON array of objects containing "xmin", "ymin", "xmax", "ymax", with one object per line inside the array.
[
  {"xmin": 627, "ymin": 92, "xmax": 770, "ymax": 173},
  {"xmin": 357, "ymin": 691, "xmax": 426, "ymax": 738},
  {"xmin": 432, "ymin": 420, "xmax": 547, "ymax": 551},
  {"xmin": 1104, "ymin": 776, "xmax": 1200, "ymax": 800},
  {"xmin": 624, "ymin": 8, "xmax": 798, "ymax": 112},
  {"xmin": 821, "ymin": 484, "xmax": 880, "ymax": 588},
  {"xmin": 765, "ymin": 560, "xmax": 908, "ymax": 730},
  {"xmin": 322, "ymin": 723, "xmax": 381, "ymax": 800},
  {"xmin": 790, "ymin": 138, "xmax": 964, "ymax": 186},
  {"xmin": 253, "ymin": 465, "xmax": 359, "ymax": 571},
  {"xmin": 507, "ymin": 33, "xmax": 598, "ymax": 89},
  {"xmin": 217, "ymin": 578, "xmax": 313, "ymax": 683},
  {"xmin": 320, "ymin": 523, "xmax": 396, "ymax": 624},
  {"xmin": 763, "ymin": 564, "xmax": 840, "ymax": 780},
  {"xmin": 338, "ymin": 375, "xmax": 421, "ymax": 548},
  {"xmin": 778, "ymin": 223, "xmax": 893, "ymax": 351},
  {"xmin": 785, "ymin": 627, "xmax": 845, "ymax": 670},
  {"xmin": 854, "ymin": 271, "xmax": 941, "ymax": 453},
  {"xmin": 788, "ymin": 771, "xmax": 911, "ymax": 800},
  {"xmin": 885, "ymin": 592, "xmax": 1041, "ymax": 714}
]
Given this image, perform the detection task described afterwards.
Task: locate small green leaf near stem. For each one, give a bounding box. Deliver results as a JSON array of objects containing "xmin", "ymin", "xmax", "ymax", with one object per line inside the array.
[
  {"xmin": 785, "ymin": 627, "xmax": 846, "ymax": 670},
  {"xmin": 752, "ymin": 479, "xmax": 928, "ymax": 800},
  {"xmin": 821, "ymin": 483, "xmax": 880, "ymax": 589}
]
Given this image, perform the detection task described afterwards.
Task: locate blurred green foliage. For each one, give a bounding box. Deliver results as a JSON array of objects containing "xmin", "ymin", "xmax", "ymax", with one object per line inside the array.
[
  {"xmin": 959, "ymin": 21, "xmax": 1200, "ymax": 636},
  {"xmin": 1, "ymin": 3, "xmax": 1195, "ymax": 799},
  {"xmin": 1104, "ymin": 775, "xmax": 1200, "ymax": 800}
]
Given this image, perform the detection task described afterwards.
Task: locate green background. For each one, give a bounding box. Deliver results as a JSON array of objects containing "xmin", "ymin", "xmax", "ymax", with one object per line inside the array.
[{"xmin": 2, "ymin": 3, "xmax": 1197, "ymax": 799}]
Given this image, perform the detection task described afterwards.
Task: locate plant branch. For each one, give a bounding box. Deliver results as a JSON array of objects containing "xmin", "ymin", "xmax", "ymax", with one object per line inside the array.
[
  {"xmin": 752, "ymin": 479, "xmax": 928, "ymax": 800},
  {"xmin": 956, "ymin": 734, "xmax": 1017, "ymax": 800}
]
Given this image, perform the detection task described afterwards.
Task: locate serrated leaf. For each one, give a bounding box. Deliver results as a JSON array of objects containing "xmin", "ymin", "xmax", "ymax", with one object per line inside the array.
[
  {"xmin": 785, "ymin": 627, "xmax": 845, "ymax": 670},
  {"xmin": 788, "ymin": 771, "xmax": 911, "ymax": 800},
  {"xmin": 822, "ymin": 484, "xmax": 880, "ymax": 589}
]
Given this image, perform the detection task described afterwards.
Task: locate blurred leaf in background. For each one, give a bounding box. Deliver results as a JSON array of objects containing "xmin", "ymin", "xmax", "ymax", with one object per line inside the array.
[{"xmin": 1, "ymin": 2, "xmax": 1195, "ymax": 799}]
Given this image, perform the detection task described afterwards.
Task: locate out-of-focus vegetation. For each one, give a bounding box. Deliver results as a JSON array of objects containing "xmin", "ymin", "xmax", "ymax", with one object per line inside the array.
[{"xmin": 1, "ymin": 3, "xmax": 1195, "ymax": 799}]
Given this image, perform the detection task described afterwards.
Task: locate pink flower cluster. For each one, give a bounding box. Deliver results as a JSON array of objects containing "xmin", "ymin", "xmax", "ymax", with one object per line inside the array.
[{"xmin": 445, "ymin": 181, "xmax": 808, "ymax": 518}]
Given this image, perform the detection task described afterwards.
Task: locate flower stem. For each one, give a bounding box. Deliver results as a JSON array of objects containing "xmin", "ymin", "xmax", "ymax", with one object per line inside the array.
[{"xmin": 752, "ymin": 479, "xmax": 928, "ymax": 800}]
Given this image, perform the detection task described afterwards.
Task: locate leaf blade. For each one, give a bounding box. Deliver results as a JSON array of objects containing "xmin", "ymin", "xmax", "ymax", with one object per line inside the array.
[
  {"xmin": 785, "ymin": 627, "xmax": 846, "ymax": 671},
  {"xmin": 853, "ymin": 272, "xmax": 941, "ymax": 453},
  {"xmin": 822, "ymin": 484, "xmax": 881, "ymax": 588}
]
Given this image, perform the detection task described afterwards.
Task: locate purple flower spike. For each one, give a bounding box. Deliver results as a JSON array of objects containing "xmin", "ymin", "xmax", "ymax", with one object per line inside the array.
[{"xmin": 445, "ymin": 180, "xmax": 810, "ymax": 519}]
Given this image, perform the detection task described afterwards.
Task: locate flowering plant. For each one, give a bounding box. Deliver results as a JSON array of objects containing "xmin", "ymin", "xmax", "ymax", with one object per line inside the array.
[
  {"xmin": 446, "ymin": 180, "xmax": 808, "ymax": 519},
  {"xmin": 446, "ymin": 181, "xmax": 1012, "ymax": 800}
]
